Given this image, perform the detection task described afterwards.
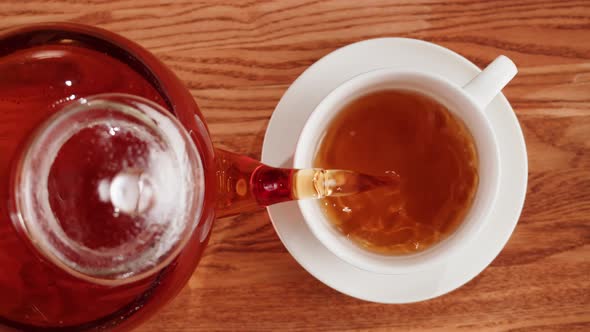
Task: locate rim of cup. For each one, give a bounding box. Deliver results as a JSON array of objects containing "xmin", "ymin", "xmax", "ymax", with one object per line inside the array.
[{"xmin": 294, "ymin": 68, "xmax": 501, "ymax": 275}]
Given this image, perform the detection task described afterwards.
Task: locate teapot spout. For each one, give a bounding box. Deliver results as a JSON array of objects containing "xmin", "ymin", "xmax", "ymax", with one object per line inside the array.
[{"xmin": 214, "ymin": 149, "xmax": 400, "ymax": 218}]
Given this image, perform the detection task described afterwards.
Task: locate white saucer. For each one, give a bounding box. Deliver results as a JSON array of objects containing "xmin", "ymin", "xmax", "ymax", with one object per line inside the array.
[{"xmin": 261, "ymin": 38, "xmax": 527, "ymax": 303}]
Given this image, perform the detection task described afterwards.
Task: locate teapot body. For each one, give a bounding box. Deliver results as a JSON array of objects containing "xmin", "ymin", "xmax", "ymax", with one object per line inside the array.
[{"xmin": 0, "ymin": 23, "xmax": 215, "ymax": 331}]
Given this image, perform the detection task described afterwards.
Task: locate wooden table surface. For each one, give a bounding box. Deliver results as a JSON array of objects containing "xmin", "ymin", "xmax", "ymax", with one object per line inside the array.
[{"xmin": 2, "ymin": 0, "xmax": 589, "ymax": 331}]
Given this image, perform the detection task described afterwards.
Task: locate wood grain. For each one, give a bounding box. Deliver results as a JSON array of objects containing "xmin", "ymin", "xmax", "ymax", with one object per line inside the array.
[{"xmin": 2, "ymin": 0, "xmax": 589, "ymax": 331}]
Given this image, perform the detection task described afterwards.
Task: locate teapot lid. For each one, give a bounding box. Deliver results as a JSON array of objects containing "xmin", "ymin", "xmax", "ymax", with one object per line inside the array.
[{"xmin": 12, "ymin": 94, "xmax": 204, "ymax": 285}]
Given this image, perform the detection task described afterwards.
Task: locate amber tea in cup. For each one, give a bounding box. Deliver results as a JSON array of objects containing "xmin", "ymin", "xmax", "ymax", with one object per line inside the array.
[{"xmin": 314, "ymin": 89, "xmax": 479, "ymax": 255}]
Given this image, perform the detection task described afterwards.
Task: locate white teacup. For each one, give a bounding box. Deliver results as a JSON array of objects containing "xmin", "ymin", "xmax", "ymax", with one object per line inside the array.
[{"xmin": 294, "ymin": 56, "xmax": 517, "ymax": 275}]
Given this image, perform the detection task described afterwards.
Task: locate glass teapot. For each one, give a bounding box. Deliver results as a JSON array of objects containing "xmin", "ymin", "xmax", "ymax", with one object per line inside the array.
[{"xmin": 0, "ymin": 23, "xmax": 395, "ymax": 331}]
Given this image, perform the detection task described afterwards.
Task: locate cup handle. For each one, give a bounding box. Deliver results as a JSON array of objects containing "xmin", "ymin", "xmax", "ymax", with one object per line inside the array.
[{"xmin": 463, "ymin": 55, "xmax": 518, "ymax": 109}]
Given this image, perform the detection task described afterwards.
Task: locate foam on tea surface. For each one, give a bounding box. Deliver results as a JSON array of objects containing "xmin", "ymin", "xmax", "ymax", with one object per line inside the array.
[{"xmin": 314, "ymin": 90, "xmax": 478, "ymax": 255}]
